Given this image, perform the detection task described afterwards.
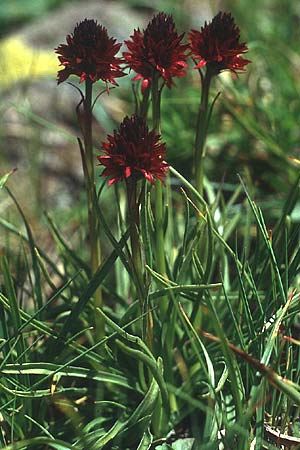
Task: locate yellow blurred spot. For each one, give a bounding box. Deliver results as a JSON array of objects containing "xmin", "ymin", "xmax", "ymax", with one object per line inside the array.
[
  {"xmin": 288, "ymin": 155, "xmax": 300, "ymax": 166},
  {"xmin": 50, "ymin": 373, "xmax": 58, "ymax": 395},
  {"xmin": 0, "ymin": 36, "xmax": 59, "ymax": 87},
  {"xmin": 74, "ymin": 396, "xmax": 88, "ymax": 405}
]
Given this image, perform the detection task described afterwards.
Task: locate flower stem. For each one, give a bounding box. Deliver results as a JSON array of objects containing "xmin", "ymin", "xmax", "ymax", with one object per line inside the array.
[
  {"xmin": 194, "ymin": 68, "xmax": 213, "ymax": 197},
  {"xmin": 126, "ymin": 179, "xmax": 145, "ymax": 306},
  {"xmin": 140, "ymin": 84, "xmax": 151, "ymax": 119},
  {"xmin": 151, "ymin": 73, "xmax": 168, "ymax": 319},
  {"xmin": 193, "ymin": 69, "xmax": 214, "ymax": 335},
  {"xmin": 83, "ymin": 79, "xmax": 104, "ymax": 340}
]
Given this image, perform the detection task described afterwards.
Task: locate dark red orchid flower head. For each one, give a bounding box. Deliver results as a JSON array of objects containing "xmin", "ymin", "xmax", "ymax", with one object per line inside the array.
[
  {"xmin": 55, "ymin": 19, "xmax": 125, "ymax": 85},
  {"xmin": 98, "ymin": 115, "xmax": 169, "ymax": 186},
  {"xmin": 189, "ymin": 12, "xmax": 251, "ymax": 75},
  {"xmin": 124, "ymin": 12, "xmax": 190, "ymax": 93}
]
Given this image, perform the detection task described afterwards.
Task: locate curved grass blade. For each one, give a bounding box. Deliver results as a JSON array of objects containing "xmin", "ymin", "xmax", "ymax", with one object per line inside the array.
[
  {"xmin": 0, "ymin": 292, "xmax": 104, "ymax": 367},
  {"xmin": 0, "ymin": 217, "xmax": 65, "ymax": 280},
  {"xmin": 44, "ymin": 211, "xmax": 90, "ymax": 276},
  {"xmin": 137, "ymin": 429, "xmax": 153, "ymax": 450},
  {"xmin": 0, "ymin": 168, "xmax": 16, "ymax": 189},
  {"xmin": 1, "ymin": 363, "xmax": 134, "ymax": 391},
  {"xmin": 5, "ymin": 187, "xmax": 43, "ymax": 312},
  {"xmin": 238, "ymin": 175, "xmax": 286, "ymax": 304},
  {"xmin": 115, "ymin": 340, "xmax": 170, "ymax": 418},
  {"xmin": 58, "ymin": 228, "xmax": 130, "ymax": 338},
  {"xmin": 1, "ymin": 436, "xmax": 80, "ymax": 450}
]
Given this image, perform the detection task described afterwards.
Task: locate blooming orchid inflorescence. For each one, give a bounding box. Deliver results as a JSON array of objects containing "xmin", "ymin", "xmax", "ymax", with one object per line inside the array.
[
  {"xmin": 55, "ymin": 12, "xmax": 250, "ymax": 91},
  {"xmin": 189, "ymin": 12, "xmax": 250, "ymax": 75},
  {"xmin": 55, "ymin": 19, "xmax": 125, "ymax": 86},
  {"xmin": 98, "ymin": 115, "xmax": 169, "ymax": 186},
  {"xmin": 55, "ymin": 12, "xmax": 250, "ymax": 188},
  {"xmin": 123, "ymin": 12, "xmax": 190, "ymax": 93}
]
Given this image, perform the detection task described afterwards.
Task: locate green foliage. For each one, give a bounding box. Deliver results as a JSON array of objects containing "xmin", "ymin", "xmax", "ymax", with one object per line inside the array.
[{"xmin": 1, "ymin": 163, "xmax": 300, "ymax": 448}]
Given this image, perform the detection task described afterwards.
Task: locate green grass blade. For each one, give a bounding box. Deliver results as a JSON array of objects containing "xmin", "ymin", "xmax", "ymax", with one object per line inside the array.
[
  {"xmin": 137, "ymin": 429, "xmax": 153, "ymax": 450},
  {"xmin": 1, "ymin": 436, "xmax": 81, "ymax": 449},
  {"xmin": 58, "ymin": 229, "xmax": 130, "ymax": 338},
  {"xmin": 44, "ymin": 211, "xmax": 90, "ymax": 275},
  {"xmin": 5, "ymin": 188, "xmax": 43, "ymax": 311}
]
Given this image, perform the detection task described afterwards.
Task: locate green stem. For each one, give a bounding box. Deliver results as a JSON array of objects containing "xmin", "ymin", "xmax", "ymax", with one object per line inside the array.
[
  {"xmin": 83, "ymin": 79, "xmax": 103, "ymax": 340},
  {"xmin": 193, "ymin": 69, "xmax": 213, "ymax": 334},
  {"xmin": 151, "ymin": 73, "xmax": 178, "ymax": 422},
  {"xmin": 126, "ymin": 179, "xmax": 145, "ymax": 308},
  {"xmin": 194, "ymin": 69, "xmax": 213, "ymax": 197},
  {"xmin": 151, "ymin": 74, "xmax": 161, "ymax": 132},
  {"xmin": 151, "ymin": 73, "xmax": 168, "ymax": 319},
  {"xmin": 140, "ymin": 84, "xmax": 151, "ymax": 119}
]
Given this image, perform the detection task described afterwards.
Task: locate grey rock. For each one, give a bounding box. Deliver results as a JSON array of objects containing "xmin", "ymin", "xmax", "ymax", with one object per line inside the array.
[{"xmin": 17, "ymin": 0, "xmax": 148, "ymax": 49}]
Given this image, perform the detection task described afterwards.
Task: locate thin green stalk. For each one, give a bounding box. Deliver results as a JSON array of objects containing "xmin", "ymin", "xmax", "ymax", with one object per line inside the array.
[
  {"xmin": 126, "ymin": 180, "xmax": 153, "ymax": 344},
  {"xmin": 83, "ymin": 79, "xmax": 103, "ymax": 340},
  {"xmin": 151, "ymin": 73, "xmax": 168, "ymax": 319},
  {"xmin": 81, "ymin": 80, "xmax": 104, "ymax": 414},
  {"xmin": 194, "ymin": 68, "xmax": 213, "ymax": 197},
  {"xmin": 126, "ymin": 179, "xmax": 145, "ymax": 310},
  {"xmin": 151, "ymin": 73, "xmax": 177, "ymax": 416},
  {"xmin": 193, "ymin": 69, "xmax": 215, "ymax": 334},
  {"xmin": 140, "ymin": 84, "xmax": 151, "ymax": 119}
]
